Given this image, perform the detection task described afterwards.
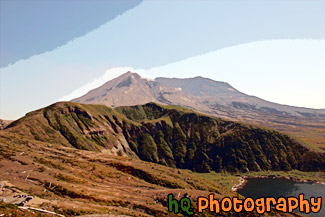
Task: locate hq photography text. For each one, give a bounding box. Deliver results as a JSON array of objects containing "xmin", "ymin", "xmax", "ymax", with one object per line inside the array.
[{"xmin": 167, "ymin": 193, "xmax": 322, "ymax": 215}]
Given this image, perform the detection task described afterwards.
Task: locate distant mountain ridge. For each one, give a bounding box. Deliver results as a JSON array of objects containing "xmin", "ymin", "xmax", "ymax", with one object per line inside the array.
[
  {"xmin": 73, "ymin": 72, "xmax": 325, "ymax": 150},
  {"xmin": 74, "ymin": 72, "xmax": 325, "ymax": 117}
]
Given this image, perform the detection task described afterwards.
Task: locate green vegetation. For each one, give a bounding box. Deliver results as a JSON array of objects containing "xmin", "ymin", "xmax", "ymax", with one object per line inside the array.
[
  {"xmin": 241, "ymin": 170, "xmax": 325, "ymax": 183},
  {"xmin": 138, "ymin": 133, "xmax": 159, "ymax": 163},
  {"xmin": 193, "ymin": 171, "xmax": 241, "ymax": 191},
  {"xmin": 121, "ymin": 103, "xmax": 325, "ymax": 173},
  {"xmin": 0, "ymin": 202, "xmax": 52, "ymax": 216},
  {"xmin": 195, "ymin": 170, "xmax": 325, "ymax": 192}
]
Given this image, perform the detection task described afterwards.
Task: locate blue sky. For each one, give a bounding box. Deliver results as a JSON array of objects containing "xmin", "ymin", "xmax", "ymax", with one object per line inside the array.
[
  {"xmin": 0, "ymin": 0, "xmax": 142, "ymax": 67},
  {"xmin": 0, "ymin": 0, "xmax": 324, "ymax": 120}
]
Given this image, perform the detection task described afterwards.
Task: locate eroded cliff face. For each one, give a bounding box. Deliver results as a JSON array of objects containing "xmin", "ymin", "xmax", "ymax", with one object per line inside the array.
[
  {"xmin": 116, "ymin": 103, "xmax": 325, "ymax": 172},
  {"xmin": 3, "ymin": 102, "xmax": 325, "ymax": 173}
]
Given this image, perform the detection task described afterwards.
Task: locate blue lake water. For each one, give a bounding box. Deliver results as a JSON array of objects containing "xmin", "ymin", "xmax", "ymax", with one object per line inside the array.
[{"xmin": 237, "ymin": 178, "xmax": 325, "ymax": 217}]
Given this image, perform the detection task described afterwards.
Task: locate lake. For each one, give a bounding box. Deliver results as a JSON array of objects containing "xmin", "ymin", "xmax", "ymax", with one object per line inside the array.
[{"xmin": 237, "ymin": 178, "xmax": 325, "ymax": 217}]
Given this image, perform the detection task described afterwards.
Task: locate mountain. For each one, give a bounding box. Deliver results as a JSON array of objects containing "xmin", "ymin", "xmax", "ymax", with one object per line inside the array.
[
  {"xmin": 73, "ymin": 72, "xmax": 325, "ymax": 151},
  {"xmin": 4, "ymin": 102, "xmax": 324, "ymax": 172},
  {"xmin": 73, "ymin": 72, "xmax": 161, "ymax": 107},
  {"xmin": 1, "ymin": 101, "xmax": 324, "ymax": 216}
]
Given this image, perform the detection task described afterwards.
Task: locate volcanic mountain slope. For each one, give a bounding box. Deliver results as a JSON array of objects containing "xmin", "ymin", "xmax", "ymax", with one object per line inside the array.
[
  {"xmin": 4, "ymin": 102, "xmax": 324, "ymax": 173},
  {"xmin": 73, "ymin": 72, "xmax": 325, "ymax": 151},
  {"xmin": 73, "ymin": 72, "xmax": 162, "ymax": 107}
]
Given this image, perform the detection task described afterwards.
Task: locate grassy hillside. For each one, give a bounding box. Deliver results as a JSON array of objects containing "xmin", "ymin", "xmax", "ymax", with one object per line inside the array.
[
  {"xmin": 4, "ymin": 102, "xmax": 325, "ymax": 173},
  {"xmin": 0, "ymin": 131, "xmax": 306, "ymax": 217},
  {"xmin": 1, "ymin": 102, "xmax": 322, "ymax": 216},
  {"xmin": 117, "ymin": 103, "xmax": 325, "ymax": 172},
  {"xmin": 0, "ymin": 135, "xmax": 236, "ymax": 216}
]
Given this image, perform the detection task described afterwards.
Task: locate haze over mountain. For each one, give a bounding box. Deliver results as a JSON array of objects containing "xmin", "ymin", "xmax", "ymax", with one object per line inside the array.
[{"xmin": 73, "ymin": 72, "xmax": 325, "ymax": 150}]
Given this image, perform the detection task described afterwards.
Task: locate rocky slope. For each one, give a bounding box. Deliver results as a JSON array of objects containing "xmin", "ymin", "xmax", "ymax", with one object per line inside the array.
[
  {"xmin": 4, "ymin": 102, "xmax": 325, "ymax": 173},
  {"xmin": 0, "ymin": 119, "xmax": 12, "ymax": 130},
  {"xmin": 73, "ymin": 72, "xmax": 325, "ymax": 151}
]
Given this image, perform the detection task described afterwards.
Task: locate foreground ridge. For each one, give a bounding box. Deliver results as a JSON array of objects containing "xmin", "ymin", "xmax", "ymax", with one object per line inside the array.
[{"xmin": 4, "ymin": 101, "xmax": 325, "ymax": 173}]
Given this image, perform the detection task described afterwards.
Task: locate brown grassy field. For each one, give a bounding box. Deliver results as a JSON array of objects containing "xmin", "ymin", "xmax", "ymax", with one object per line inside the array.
[
  {"xmin": 0, "ymin": 130, "xmax": 306, "ymax": 217},
  {"xmin": 0, "ymin": 131, "xmax": 234, "ymax": 216}
]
